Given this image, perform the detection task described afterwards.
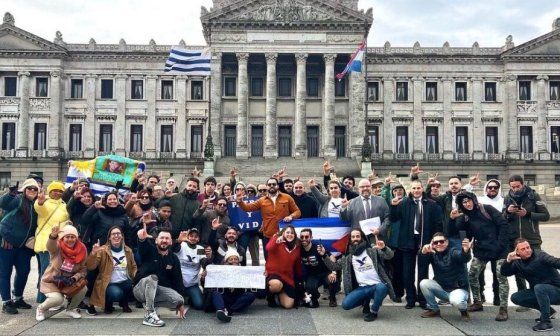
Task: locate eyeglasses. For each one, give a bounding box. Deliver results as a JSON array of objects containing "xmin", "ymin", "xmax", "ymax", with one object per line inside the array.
[
  {"xmin": 432, "ymin": 240, "xmax": 446, "ymax": 245},
  {"xmin": 26, "ymin": 187, "xmax": 39, "ymax": 192},
  {"xmin": 329, "ymin": 187, "xmax": 339, "ymax": 190},
  {"xmin": 487, "ymin": 185, "xmax": 499, "ymax": 190},
  {"xmin": 140, "ymin": 196, "xmax": 150, "ymax": 200},
  {"xmin": 300, "ymin": 235, "xmax": 310, "ymax": 239},
  {"xmin": 462, "ymin": 199, "xmax": 473, "ymax": 204},
  {"xmin": 235, "ymin": 188, "xmax": 245, "ymax": 191},
  {"xmin": 258, "ymin": 189, "xmax": 267, "ymax": 192},
  {"xmin": 111, "ymin": 232, "xmax": 122, "ymax": 236},
  {"xmin": 247, "ymin": 189, "xmax": 256, "ymax": 193},
  {"xmin": 217, "ymin": 203, "xmax": 227, "ymax": 207},
  {"xmin": 267, "ymin": 183, "xmax": 277, "ymax": 187}
]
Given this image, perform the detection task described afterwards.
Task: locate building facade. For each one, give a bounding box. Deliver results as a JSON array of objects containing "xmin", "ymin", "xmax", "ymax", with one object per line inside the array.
[{"xmin": 1, "ymin": 1, "xmax": 560, "ymax": 187}]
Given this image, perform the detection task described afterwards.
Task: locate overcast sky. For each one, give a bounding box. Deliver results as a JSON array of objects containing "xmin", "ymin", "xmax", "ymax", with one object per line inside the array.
[{"xmin": 4, "ymin": 0, "xmax": 560, "ymax": 47}]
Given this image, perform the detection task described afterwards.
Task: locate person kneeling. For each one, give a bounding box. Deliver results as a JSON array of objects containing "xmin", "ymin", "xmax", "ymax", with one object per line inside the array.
[
  {"xmin": 211, "ymin": 250, "xmax": 256, "ymax": 322},
  {"xmin": 318, "ymin": 229, "xmax": 395, "ymax": 322},
  {"xmin": 419, "ymin": 232, "xmax": 472, "ymax": 321}
]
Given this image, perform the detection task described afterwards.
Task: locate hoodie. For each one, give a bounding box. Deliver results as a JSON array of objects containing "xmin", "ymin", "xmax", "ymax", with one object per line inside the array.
[{"xmin": 477, "ymin": 179, "xmax": 504, "ymax": 212}]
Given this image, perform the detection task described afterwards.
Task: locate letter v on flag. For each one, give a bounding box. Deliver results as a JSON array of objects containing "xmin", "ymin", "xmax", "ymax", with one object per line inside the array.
[{"xmin": 336, "ymin": 40, "xmax": 365, "ymax": 80}]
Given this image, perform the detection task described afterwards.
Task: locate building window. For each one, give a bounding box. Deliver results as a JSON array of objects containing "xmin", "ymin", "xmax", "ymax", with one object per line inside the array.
[
  {"xmin": 278, "ymin": 126, "xmax": 292, "ymax": 156},
  {"xmin": 368, "ymin": 126, "xmax": 379, "ymax": 154},
  {"xmin": 70, "ymin": 79, "xmax": 83, "ymax": 99},
  {"xmin": 4, "ymin": 77, "xmax": 17, "ymax": 97},
  {"xmin": 1, "ymin": 123, "xmax": 15, "ymax": 150},
  {"xmin": 520, "ymin": 126, "xmax": 533, "ymax": 153},
  {"xmin": 485, "ymin": 127, "xmax": 498, "ymax": 154},
  {"xmin": 524, "ymin": 174, "xmax": 536, "ymax": 186},
  {"xmin": 425, "ymin": 82, "xmax": 437, "ymax": 101},
  {"xmin": 396, "ymin": 126, "xmax": 408, "ymax": 153},
  {"xmin": 250, "ymin": 78, "xmax": 264, "ymax": 97},
  {"xmin": 367, "ymin": 82, "xmax": 379, "ymax": 101},
  {"xmin": 455, "ymin": 82, "xmax": 467, "ymax": 101},
  {"xmin": 160, "ymin": 125, "xmax": 173, "ymax": 152},
  {"xmin": 69, "ymin": 124, "xmax": 82, "ymax": 152},
  {"xmin": 160, "ymin": 80, "xmax": 173, "ymax": 100},
  {"xmin": 33, "ymin": 123, "xmax": 47, "ymax": 150},
  {"xmin": 130, "ymin": 125, "xmax": 143, "ymax": 152},
  {"xmin": 555, "ymin": 175, "xmax": 560, "ymax": 187},
  {"xmin": 307, "ymin": 78, "xmax": 319, "ymax": 97},
  {"xmin": 131, "ymin": 80, "xmax": 144, "ymax": 99},
  {"xmin": 278, "ymin": 78, "xmax": 292, "ymax": 97},
  {"xmin": 99, "ymin": 124, "xmax": 113, "ymax": 152},
  {"xmin": 35, "ymin": 78, "xmax": 48, "ymax": 97},
  {"xmin": 307, "ymin": 126, "xmax": 319, "ymax": 157},
  {"xmin": 0, "ymin": 172, "xmax": 11, "ymax": 189},
  {"xmin": 101, "ymin": 79, "xmax": 113, "ymax": 99},
  {"xmin": 224, "ymin": 125, "xmax": 236, "ymax": 157},
  {"xmin": 551, "ymin": 126, "xmax": 560, "ymax": 153},
  {"xmin": 396, "ymin": 82, "xmax": 408, "ymax": 101},
  {"xmin": 224, "ymin": 77, "xmax": 236, "ymax": 97},
  {"xmin": 335, "ymin": 79, "xmax": 346, "ymax": 97},
  {"xmin": 191, "ymin": 81, "xmax": 203, "ymax": 100},
  {"xmin": 485, "ymin": 82, "xmax": 497, "ymax": 102},
  {"xmin": 550, "ymin": 81, "xmax": 560, "ymax": 101},
  {"xmin": 426, "ymin": 126, "xmax": 438, "ymax": 153},
  {"xmin": 191, "ymin": 125, "xmax": 203, "ymax": 154},
  {"xmin": 455, "ymin": 126, "xmax": 469, "ymax": 153},
  {"xmin": 519, "ymin": 81, "xmax": 531, "ymax": 100},
  {"xmin": 251, "ymin": 125, "xmax": 263, "ymax": 157},
  {"xmin": 335, "ymin": 126, "xmax": 346, "ymax": 157}
]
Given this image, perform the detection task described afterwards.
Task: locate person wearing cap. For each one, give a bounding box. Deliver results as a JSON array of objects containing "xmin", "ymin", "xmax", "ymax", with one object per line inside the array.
[
  {"xmin": 0, "ymin": 178, "xmax": 40, "ymax": 314},
  {"xmin": 27, "ymin": 173, "xmax": 44, "ymax": 188},
  {"xmin": 245, "ymin": 184, "xmax": 257, "ymax": 199},
  {"xmin": 370, "ymin": 178, "xmax": 385, "ymax": 197},
  {"xmin": 34, "ymin": 181, "xmax": 70, "ymax": 303},
  {"xmin": 35, "ymin": 224, "xmax": 88, "ymax": 321},
  {"xmin": 211, "ymin": 249, "xmax": 257, "ymax": 322},
  {"xmin": 62, "ymin": 178, "xmax": 90, "ymax": 203},
  {"xmin": 165, "ymin": 178, "xmax": 178, "ymax": 194}
]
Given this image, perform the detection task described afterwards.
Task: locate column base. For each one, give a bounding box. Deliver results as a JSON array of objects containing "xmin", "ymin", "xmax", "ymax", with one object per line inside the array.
[
  {"xmin": 145, "ymin": 150, "xmax": 157, "ymax": 159},
  {"xmin": 175, "ymin": 150, "xmax": 187, "ymax": 159},
  {"xmin": 360, "ymin": 161, "xmax": 373, "ymax": 178},
  {"xmin": 236, "ymin": 147, "xmax": 249, "ymax": 160},
  {"xmin": 264, "ymin": 147, "xmax": 277, "ymax": 159},
  {"xmin": 412, "ymin": 151, "xmax": 424, "ymax": 161},
  {"xmin": 382, "ymin": 150, "xmax": 393, "ymax": 160},
  {"xmin": 323, "ymin": 147, "xmax": 336, "ymax": 159},
  {"xmin": 203, "ymin": 160, "xmax": 215, "ymax": 177},
  {"xmin": 15, "ymin": 149, "xmax": 28, "ymax": 158},
  {"xmin": 443, "ymin": 151, "xmax": 454, "ymax": 160},
  {"xmin": 472, "ymin": 151, "xmax": 484, "ymax": 161},
  {"xmin": 294, "ymin": 148, "xmax": 307, "ymax": 159}
]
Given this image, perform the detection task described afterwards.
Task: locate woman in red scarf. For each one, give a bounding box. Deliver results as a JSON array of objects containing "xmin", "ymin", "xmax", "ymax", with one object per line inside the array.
[{"xmin": 35, "ymin": 223, "xmax": 88, "ymax": 321}]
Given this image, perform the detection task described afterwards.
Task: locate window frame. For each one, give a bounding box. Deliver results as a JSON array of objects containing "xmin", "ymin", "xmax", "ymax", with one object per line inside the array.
[
  {"xmin": 70, "ymin": 78, "xmax": 84, "ymax": 99},
  {"xmin": 35, "ymin": 77, "xmax": 49, "ymax": 97},
  {"xmin": 130, "ymin": 79, "xmax": 144, "ymax": 100}
]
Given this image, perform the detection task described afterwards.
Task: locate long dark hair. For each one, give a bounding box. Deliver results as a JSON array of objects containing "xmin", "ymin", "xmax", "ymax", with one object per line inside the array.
[{"xmin": 278, "ymin": 224, "xmax": 300, "ymax": 249}]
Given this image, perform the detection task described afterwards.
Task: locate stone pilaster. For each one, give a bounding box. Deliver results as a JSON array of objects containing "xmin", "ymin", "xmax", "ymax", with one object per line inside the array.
[
  {"xmin": 322, "ymin": 54, "xmax": 336, "ymax": 158},
  {"xmin": 16, "ymin": 71, "xmax": 30, "ymax": 157},
  {"xmin": 472, "ymin": 77, "xmax": 484, "ymax": 160},
  {"xmin": 295, "ymin": 53, "xmax": 308, "ymax": 158},
  {"xmin": 210, "ymin": 52, "xmax": 222, "ymax": 158},
  {"xmin": 349, "ymin": 70, "xmax": 366, "ymax": 158},
  {"xmin": 175, "ymin": 75, "xmax": 188, "ymax": 158},
  {"xmin": 264, "ymin": 53, "xmax": 278, "ymax": 158},
  {"xmin": 145, "ymin": 75, "xmax": 157, "ymax": 158},
  {"xmin": 48, "ymin": 70, "xmax": 62, "ymax": 157},
  {"xmin": 412, "ymin": 76, "xmax": 423, "ymax": 160},
  {"xmin": 84, "ymin": 74, "xmax": 97, "ymax": 157},
  {"xmin": 536, "ymin": 75, "xmax": 550, "ymax": 160},
  {"xmin": 236, "ymin": 53, "xmax": 249, "ymax": 159},
  {"xmin": 382, "ymin": 77, "xmax": 394, "ymax": 160},
  {"xmin": 442, "ymin": 77, "xmax": 454, "ymax": 160},
  {"xmin": 114, "ymin": 74, "xmax": 127, "ymax": 156},
  {"xmin": 504, "ymin": 75, "xmax": 518, "ymax": 159}
]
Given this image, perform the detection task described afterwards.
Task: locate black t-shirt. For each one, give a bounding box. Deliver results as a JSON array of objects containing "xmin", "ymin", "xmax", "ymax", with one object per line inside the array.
[{"xmin": 301, "ymin": 243, "xmax": 330, "ymax": 276}]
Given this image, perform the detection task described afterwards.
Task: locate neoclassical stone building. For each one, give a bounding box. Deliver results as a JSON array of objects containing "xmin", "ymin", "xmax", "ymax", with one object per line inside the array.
[{"xmin": 1, "ymin": 0, "xmax": 560, "ymax": 187}]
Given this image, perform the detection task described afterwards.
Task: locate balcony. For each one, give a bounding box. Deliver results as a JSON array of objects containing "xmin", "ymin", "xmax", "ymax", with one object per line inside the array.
[
  {"xmin": 128, "ymin": 152, "xmax": 145, "ymax": 159},
  {"xmin": 370, "ymin": 153, "xmax": 381, "ymax": 161},
  {"xmin": 190, "ymin": 152, "xmax": 203, "ymax": 159},
  {"xmin": 553, "ymin": 152, "xmax": 560, "ymax": 160},
  {"xmin": 455, "ymin": 153, "xmax": 471, "ymax": 161},
  {"xmin": 0, "ymin": 149, "xmax": 15, "ymax": 158},
  {"xmin": 517, "ymin": 101, "xmax": 537, "ymax": 115},
  {"xmin": 66, "ymin": 151, "xmax": 84, "ymax": 159},
  {"xmin": 425, "ymin": 153, "xmax": 442, "ymax": 161},
  {"xmin": 0, "ymin": 97, "xmax": 20, "ymax": 113},
  {"xmin": 159, "ymin": 152, "xmax": 175, "ymax": 159},
  {"xmin": 394, "ymin": 153, "xmax": 410, "ymax": 160},
  {"xmin": 29, "ymin": 98, "xmax": 51, "ymax": 112},
  {"xmin": 486, "ymin": 153, "xmax": 503, "ymax": 161},
  {"xmin": 521, "ymin": 153, "xmax": 535, "ymax": 160},
  {"xmin": 29, "ymin": 150, "xmax": 47, "ymax": 158}
]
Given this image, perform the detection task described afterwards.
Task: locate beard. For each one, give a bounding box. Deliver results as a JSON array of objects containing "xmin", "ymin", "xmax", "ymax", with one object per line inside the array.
[{"xmin": 157, "ymin": 244, "xmax": 169, "ymax": 251}]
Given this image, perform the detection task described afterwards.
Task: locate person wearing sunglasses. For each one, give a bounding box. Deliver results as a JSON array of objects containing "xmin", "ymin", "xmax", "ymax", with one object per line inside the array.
[
  {"xmin": 193, "ymin": 196, "xmax": 230, "ymax": 246},
  {"xmin": 419, "ymin": 232, "xmax": 472, "ymax": 321}
]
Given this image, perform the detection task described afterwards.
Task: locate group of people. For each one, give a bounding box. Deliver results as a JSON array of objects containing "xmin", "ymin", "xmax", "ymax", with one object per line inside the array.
[{"xmin": 0, "ymin": 162, "xmax": 559, "ymax": 332}]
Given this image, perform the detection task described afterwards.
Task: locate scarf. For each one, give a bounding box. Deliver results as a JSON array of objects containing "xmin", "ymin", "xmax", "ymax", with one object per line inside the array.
[
  {"xmin": 285, "ymin": 239, "xmax": 296, "ymax": 251},
  {"xmin": 110, "ymin": 244, "xmax": 123, "ymax": 253},
  {"xmin": 58, "ymin": 239, "xmax": 87, "ymax": 264},
  {"xmin": 139, "ymin": 202, "xmax": 153, "ymax": 211},
  {"xmin": 508, "ymin": 185, "xmax": 529, "ymax": 204},
  {"xmin": 100, "ymin": 204, "xmax": 126, "ymax": 217},
  {"xmin": 349, "ymin": 240, "xmax": 368, "ymax": 256}
]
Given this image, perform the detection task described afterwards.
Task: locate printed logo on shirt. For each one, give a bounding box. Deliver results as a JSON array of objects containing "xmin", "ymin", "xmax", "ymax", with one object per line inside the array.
[
  {"xmin": 354, "ymin": 256, "xmax": 373, "ymax": 273},
  {"xmin": 112, "ymin": 255, "xmax": 127, "ymax": 270}
]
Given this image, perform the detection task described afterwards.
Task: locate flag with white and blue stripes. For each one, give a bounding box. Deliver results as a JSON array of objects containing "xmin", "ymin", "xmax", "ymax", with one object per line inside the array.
[{"xmin": 164, "ymin": 47, "xmax": 211, "ymax": 75}]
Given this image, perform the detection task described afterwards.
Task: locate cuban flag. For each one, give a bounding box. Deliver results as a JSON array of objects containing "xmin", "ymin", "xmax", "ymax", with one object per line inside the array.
[
  {"xmin": 164, "ymin": 47, "xmax": 211, "ymax": 75},
  {"xmin": 336, "ymin": 41, "xmax": 365, "ymax": 80},
  {"xmin": 280, "ymin": 218, "xmax": 350, "ymax": 256}
]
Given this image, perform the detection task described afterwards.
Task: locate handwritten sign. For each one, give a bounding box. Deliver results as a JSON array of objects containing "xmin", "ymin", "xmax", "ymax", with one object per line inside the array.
[
  {"xmin": 228, "ymin": 197, "xmax": 263, "ymax": 232},
  {"xmin": 204, "ymin": 265, "xmax": 266, "ymax": 289}
]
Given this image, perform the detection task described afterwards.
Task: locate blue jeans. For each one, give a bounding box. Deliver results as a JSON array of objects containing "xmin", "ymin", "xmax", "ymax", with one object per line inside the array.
[
  {"xmin": 106, "ymin": 280, "xmax": 133, "ymax": 308},
  {"xmin": 419, "ymin": 279, "xmax": 468, "ymax": 312},
  {"xmin": 0, "ymin": 247, "xmax": 34, "ymax": 302},
  {"xmin": 341, "ymin": 283, "xmax": 388, "ymax": 314},
  {"xmin": 511, "ymin": 284, "xmax": 560, "ymax": 322},
  {"xmin": 36, "ymin": 252, "xmax": 50, "ymax": 303},
  {"xmin": 212, "ymin": 290, "xmax": 256, "ymax": 312},
  {"xmin": 184, "ymin": 285, "xmax": 204, "ymax": 310}
]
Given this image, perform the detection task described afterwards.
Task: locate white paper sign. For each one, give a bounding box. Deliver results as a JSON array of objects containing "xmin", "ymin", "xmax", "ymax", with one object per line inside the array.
[
  {"xmin": 204, "ymin": 265, "xmax": 266, "ymax": 289},
  {"xmin": 359, "ymin": 216, "xmax": 381, "ymax": 234}
]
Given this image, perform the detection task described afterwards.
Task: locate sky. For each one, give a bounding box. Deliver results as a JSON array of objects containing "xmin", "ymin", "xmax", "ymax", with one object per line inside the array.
[{"xmin": 3, "ymin": 0, "xmax": 560, "ymax": 48}]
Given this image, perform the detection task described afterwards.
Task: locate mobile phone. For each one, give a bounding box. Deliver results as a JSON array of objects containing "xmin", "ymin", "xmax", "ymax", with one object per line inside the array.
[
  {"xmin": 513, "ymin": 205, "xmax": 521, "ymax": 210},
  {"xmin": 459, "ymin": 230, "xmax": 467, "ymax": 241},
  {"xmin": 197, "ymin": 248, "xmax": 206, "ymax": 255}
]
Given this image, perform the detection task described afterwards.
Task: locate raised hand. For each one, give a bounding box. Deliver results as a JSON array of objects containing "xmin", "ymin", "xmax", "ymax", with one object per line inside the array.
[
  {"xmin": 367, "ymin": 169, "xmax": 376, "ymax": 180},
  {"xmin": 230, "ymin": 167, "xmax": 238, "ymax": 178},
  {"xmin": 506, "ymin": 251, "xmax": 521, "ymax": 263},
  {"xmin": 8, "ymin": 181, "xmax": 20, "ymax": 194},
  {"xmin": 94, "ymin": 200, "xmax": 105, "ymax": 209},
  {"xmin": 142, "ymin": 212, "xmax": 156, "ymax": 226},
  {"xmin": 204, "ymin": 246, "xmax": 212, "ymax": 259},
  {"xmin": 283, "ymin": 215, "xmax": 293, "ymax": 223},
  {"xmin": 50, "ymin": 225, "xmax": 61, "ymax": 237},
  {"xmin": 211, "ymin": 218, "xmax": 221, "ymax": 230},
  {"xmin": 384, "ymin": 172, "xmax": 395, "ymax": 185},
  {"xmin": 469, "ymin": 172, "xmax": 481, "ymax": 186},
  {"xmin": 375, "ymin": 238, "xmax": 385, "ymax": 250},
  {"xmin": 462, "ymin": 237, "xmax": 473, "ymax": 253},
  {"xmin": 307, "ymin": 178, "xmax": 316, "ymax": 188},
  {"xmin": 191, "ymin": 167, "xmax": 201, "ymax": 177},
  {"xmin": 37, "ymin": 188, "xmax": 46, "ymax": 205},
  {"xmin": 92, "ymin": 240, "xmax": 102, "ymax": 254},
  {"xmin": 201, "ymin": 198, "xmax": 210, "ymax": 209},
  {"xmin": 275, "ymin": 235, "xmax": 285, "ymax": 244},
  {"xmin": 164, "ymin": 189, "xmax": 174, "ymax": 198},
  {"xmin": 235, "ymin": 188, "xmax": 244, "ymax": 200},
  {"xmin": 341, "ymin": 195, "xmax": 349, "ymax": 208},
  {"xmin": 421, "ymin": 243, "xmax": 434, "ymax": 254},
  {"xmin": 450, "ymin": 208, "xmax": 462, "ymax": 219},
  {"xmin": 137, "ymin": 218, "xmax": 153, "ymax": 240},
  {"xmin": 391, "ymin": 197, "xmax": 402, "ymax": 206},
  {"xmin": 178, "ymin": 231, "xmax": 189, "ymax": 243},
  {"xmin": 410, "ymin": 163, "xmax": 423, "ymax": 175},
  {"xmin": 317, "ymin": 244, "xmax": 326, "ymax": 256}
]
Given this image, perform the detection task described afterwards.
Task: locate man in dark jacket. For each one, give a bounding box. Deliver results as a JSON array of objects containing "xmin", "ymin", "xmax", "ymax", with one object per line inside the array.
[
  {"xmin": 501, "ymin": 238, "xmax": 560, "ymax": 332},
  {"xmin": 390, "ymin": 180, "xmax": 442, "ymax": 309},
  {"xmin": 291, "ymin": 181, "xmax": 319, "ymax": 218},
  {"xmin": 455, "ymin": 191, "xmax": 510, "ymax": 321},
  {"xmin": 419, "ymin": 232, "xmax": 472, "ymax": 321},
  {"xmin": 164, "ymin": 177, "xmax": 201, "ymax": 239}
]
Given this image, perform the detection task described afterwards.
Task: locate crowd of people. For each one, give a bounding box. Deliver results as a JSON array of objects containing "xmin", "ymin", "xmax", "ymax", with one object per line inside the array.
[{"xmin": 0, "ymin": 162, "xmax": 559, "ymax": 332}]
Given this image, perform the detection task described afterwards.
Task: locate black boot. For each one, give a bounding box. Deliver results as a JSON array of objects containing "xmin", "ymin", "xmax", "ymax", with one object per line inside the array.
[
  {"xmin": 2, "ymin": 301, "xmax": 18, "ymax": 315},
  {"xmin": 267, "ymin": 294, "xmax": 278, "ymax": 308}
]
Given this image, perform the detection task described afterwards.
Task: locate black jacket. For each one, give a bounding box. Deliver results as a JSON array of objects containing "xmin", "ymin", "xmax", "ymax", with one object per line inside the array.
[
  {"xmin": 81, "ymin": 205, "xmax": 129, "ymax": 245},
  {"xmin": 432, "ymin": 191, "xmax": 458, "ymax": 238},
  {"xmin": 503, "ymin": 186, "xmax": 550, "ymax": 246},
  {"xmin": 427, "ymin": 247, "xmax": 471, "ymax": 291},
  {"xmin": 292, "ymin": 194, "xmax": 319, "ymax": 219},
  {"xmin": 501, "ymin": 250, "xmax": 560, "ymax": 289}
]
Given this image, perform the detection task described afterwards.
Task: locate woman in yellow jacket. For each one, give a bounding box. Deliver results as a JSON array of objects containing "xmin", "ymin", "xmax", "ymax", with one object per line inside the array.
[{"xmin": 34, "ymin": 181, "xmax": 69, "ymax": 303}]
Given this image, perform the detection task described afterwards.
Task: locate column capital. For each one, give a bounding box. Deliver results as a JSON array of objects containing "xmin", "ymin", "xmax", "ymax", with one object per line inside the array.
[
  {"xmin": 537, "ymin": 74, "xmax": 549, "ymax": 82},
  {"xmin": 442, "ymin": 76, "xmax": 453, "ymax": 82},
  {"xmin": 501, "ymin": 74, "xmax": 517, "ymax": 82},
  {"xmin": 176, "ymin": 75, "xmax": 189, "ymax": 81},
  {"xmin": 412, "ymin": 76, "xmax": 423, "ymax": 82},
  {"xmin": 295, "ymin": 53, "xmax": 308, "ymax": 65},
  {"xmin": 323, "ymin": 54, "xmax": 337, "ymax": 63},
  {"xmin": 236, "ymin": 53, "xmax": 249, "ymax": 62},
  {"xmin": 265, "ymin": 53, "xmax": 278, "ymax": 63},
  {"xmin": 17, "ymin": 71, "xmax": 30, "ymax": 77},
  {"xmin": 471, "ymin": 76, "xmax": 483, "ymax": 82},
  {"xmin": 211, "ymin": 52, "xmax": 222, "ymax": 62},
  {"xmin": 50, "ymin": 70, "xmax": 62, "ymax": 78},
  {"xmin": 115, "ymin": 74, "xmax": 128, "ymax": 80},
  {"xmin": 85, "ymin": 73, "xmax": 98, "ymax": 79},
  {"xmin": 381, "ymin": 76, "xmax": 394, "ymax": 82},
  {"xmin": 146, "ymin": 75, "xmax": 158, "ymax": 80}
]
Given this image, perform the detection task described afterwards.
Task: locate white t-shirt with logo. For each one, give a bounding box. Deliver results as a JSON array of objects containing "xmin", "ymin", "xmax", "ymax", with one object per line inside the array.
[
  {"xmin": 110, "ymin": 249, "xmax": 129, "ymax": 283},
  {"xmin": 327, "ymin": 198, "xmax": 343, "ymax": 217},
  {"xmin": 175, "ymin": 242, "xmax": 206, "ymax": 288},
  {"xmin": 351, "ymin": 250, "xmax": 381, "ymax": 286}
]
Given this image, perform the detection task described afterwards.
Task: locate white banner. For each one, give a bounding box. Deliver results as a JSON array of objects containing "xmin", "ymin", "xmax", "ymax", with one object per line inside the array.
[{"xmin": 204, "ymin": 265, "xmax": 266, "ymax": 289}]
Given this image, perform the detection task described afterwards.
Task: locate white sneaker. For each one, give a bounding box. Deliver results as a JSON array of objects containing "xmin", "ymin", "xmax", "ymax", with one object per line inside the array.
[
  {"xmin": 142, "ymin": 311, "xmax": 165, "ymax": 327},
  {"xmin": 35, "ymin": 308, "xmax": 45, "ymax": 322},
  {"xmin": 64, "ymin": 308, "xmax": 82, "ymax": 319},
  {"xmin": 49, "ymin": 304, "xmax": 64, "ymax": 311}
]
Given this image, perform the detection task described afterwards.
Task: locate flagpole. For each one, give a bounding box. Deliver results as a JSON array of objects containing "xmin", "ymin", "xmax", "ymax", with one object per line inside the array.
[{"xmin": 361, "ymin": 19, "xmax": 371, "ymax": 162}]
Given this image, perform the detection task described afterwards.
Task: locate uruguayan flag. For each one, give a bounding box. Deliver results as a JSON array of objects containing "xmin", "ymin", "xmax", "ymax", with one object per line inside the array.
[
  {"xmin": 336, "ymin": 41, "xmax": 365, "ymax": 80},
  {"xmin": 280, "ymin": 218, "xmax": 351, "ymax": 256},
  {"xmin": 164, "ymin": 47, "xmax": 211, "ymax": 75}
]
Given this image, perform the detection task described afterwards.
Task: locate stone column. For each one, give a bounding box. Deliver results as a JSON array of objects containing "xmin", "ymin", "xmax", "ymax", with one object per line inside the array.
[
  {"xmin": 48, "ymin": 70, "xmax": 62, "ymax": 157},
  {"xmin": 294, "ymin": 53, "xmax": 308, "ymax": 157},
  {"xmin": 412, "ymin": 76, "xmax": 424, "ymax": 160},
  {"xmin": 382, "ymin": 77, "xmax": 394, "ymax": 160},
  {"xmin": 175, "ymin": 75, "xmax": 188, "ymax": 159},
  {"xmin": 322, "ymin": 54, "xmax": 336, "ymax": 158},
  {"xmin": 114, "ymin": 74, "xmax": 127, "ymax": 156},
  {"xmin": 264, "ymin": 53, "xmax": 278, "ymax": 158},
  {"xmin": 536, "ymin": 75, "xmax": 550, "ymax": 160},
  {"xmin": 348, "ymin": 71, "xmax": 366, "ymax": 158},
  {"xmin": 442, "ymin": 77, "xmax": 454, "ymax": 160},
  {"xmin": 504, "ymin": 75, "xmax": 518, "ymax": 159},
  {"xmin": 84, "ymin": 74, "xmax": 97, "ymax": 157},
  {"xmin": 472, "ymin": 77, "xmax": 484, "ymax": 160},
  {"xmin": 16, "ymin": 71, "xmax": 30, "ymax": 157},
  {"xmin": 210, "ymin": 53, "xmax": 222, "ymax": 158},
  {"xmin": 145, "ymin": 75, "xmax": 157, "ymax": 158},
  {"xmin": 236, "ymin": 53, "xmax": 249, "ymax": 159}
]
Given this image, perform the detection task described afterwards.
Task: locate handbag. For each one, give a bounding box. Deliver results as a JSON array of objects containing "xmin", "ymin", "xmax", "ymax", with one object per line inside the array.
[
  {"xmin": 60, "ymin": 278, "xmax": 88, "ymax": 298},
  {"xmin": 25, "ymin": 203, "xmax": 63, "ymax": 250}
]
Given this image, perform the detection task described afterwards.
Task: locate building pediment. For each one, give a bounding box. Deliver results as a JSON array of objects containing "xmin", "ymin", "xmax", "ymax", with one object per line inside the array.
[
  {"xmin": 502, "ymin": 29, "xmax": 560, "ymax": 60},
  {"xmin": 0, "ymin": 23, "xmax": 67, "ymax": 55}
]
